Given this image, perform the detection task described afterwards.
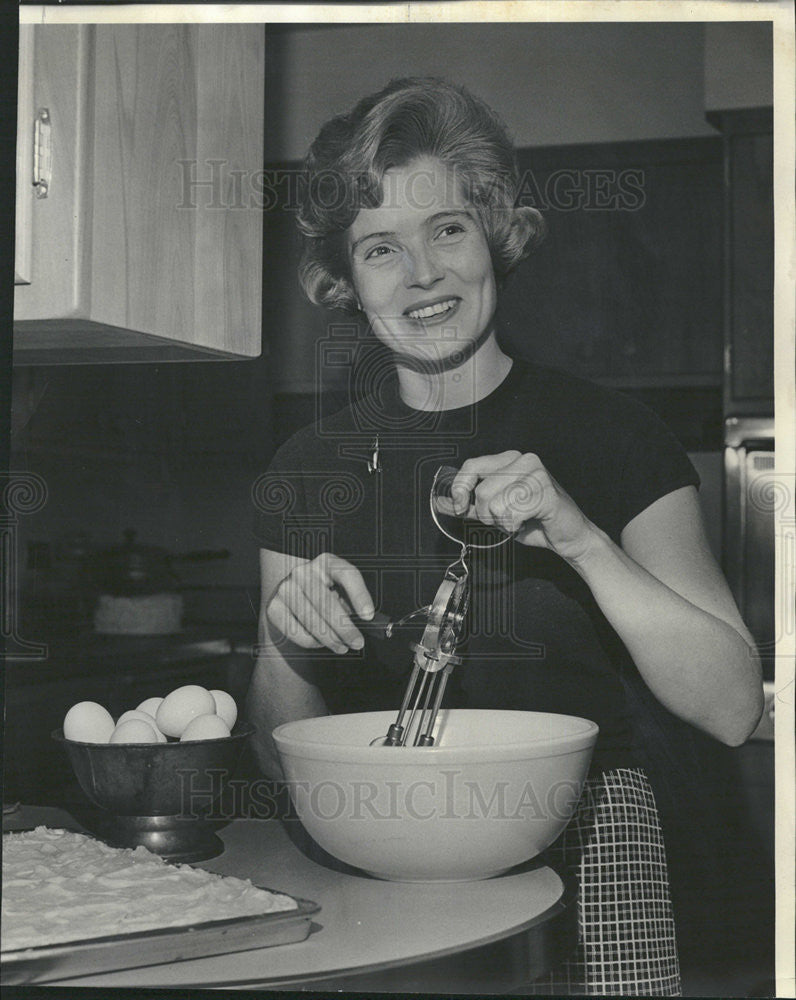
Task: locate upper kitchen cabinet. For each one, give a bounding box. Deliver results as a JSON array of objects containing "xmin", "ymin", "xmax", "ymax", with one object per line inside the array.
[
  {"xmin": 707, "ymin": 109, "xmax": 774, "ymax": 417},
  {"xmin": 497, "ymin": 138, "xmax": 725, "ymax": 388},
  {"xmin": 14, "ymin": 24, "xmax": 264, "ymax": 363}
]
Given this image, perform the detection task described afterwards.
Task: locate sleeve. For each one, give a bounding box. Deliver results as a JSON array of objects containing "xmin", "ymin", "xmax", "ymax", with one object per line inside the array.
[
  {"xmin": 251, "ymin": 435, "xmax": 317, "ymax": 559},
  {"xmin": 612, "ymin": 405, "xmax": 701, "ymax": 537}
]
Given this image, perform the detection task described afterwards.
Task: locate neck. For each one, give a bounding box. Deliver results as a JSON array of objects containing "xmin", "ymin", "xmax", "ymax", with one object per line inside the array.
[{"xmin": 394, "ymin": 331, "xmax": 513, "ymax": 411}]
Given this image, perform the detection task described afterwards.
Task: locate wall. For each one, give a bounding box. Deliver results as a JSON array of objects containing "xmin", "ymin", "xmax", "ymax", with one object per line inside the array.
[
  {"xmin": 266, "ymin": 22, "xmax": 716, "ymax": 162},
  {"xmin": 10, "ymin": 363, "xmax": 272, "ymax": 628},
  {"xmin": 704, "ymin": 21, "xmax": 773, "ymax": 110}
]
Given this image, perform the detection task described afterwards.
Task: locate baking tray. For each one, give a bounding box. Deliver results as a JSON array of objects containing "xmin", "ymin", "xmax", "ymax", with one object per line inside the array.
[{"xmin": 1, "ymin": 894, "xmax": 320, "ymax": 985}]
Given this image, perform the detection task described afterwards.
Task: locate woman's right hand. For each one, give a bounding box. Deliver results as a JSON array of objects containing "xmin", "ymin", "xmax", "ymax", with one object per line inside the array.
[{"xmin": 265, "ymin": 553, "xmax": 375, "ymax": 655}]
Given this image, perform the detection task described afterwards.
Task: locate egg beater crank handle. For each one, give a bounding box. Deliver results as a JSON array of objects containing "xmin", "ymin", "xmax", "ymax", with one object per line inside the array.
[{"xmin": 347, "ymin": 609, "xmax": 393, "ymax": 639}]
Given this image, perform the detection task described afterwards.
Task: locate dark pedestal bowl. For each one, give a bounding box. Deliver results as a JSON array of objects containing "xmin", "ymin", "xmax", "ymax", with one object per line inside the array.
[{"xmin": 52, "ymin": 724, "xmax": 254, "ymax": 862}]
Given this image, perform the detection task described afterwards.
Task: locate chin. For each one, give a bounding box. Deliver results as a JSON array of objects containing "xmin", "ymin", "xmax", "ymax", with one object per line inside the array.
[{"xmin": 373, "ymin": 318, "xmax": 488, "ymax": 366}]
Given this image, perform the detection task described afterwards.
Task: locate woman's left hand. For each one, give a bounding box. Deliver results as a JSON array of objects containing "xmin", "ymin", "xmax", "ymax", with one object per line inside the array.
[{"xmin": 442, "ymin": 451, "xmax": 597, "ymax": 564}]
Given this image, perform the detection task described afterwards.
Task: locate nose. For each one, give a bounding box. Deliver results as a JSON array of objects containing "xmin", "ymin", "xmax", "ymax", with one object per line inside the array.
[{"xmin": 403, "ymin": 243, "xmax": 444, "ymax": 289}]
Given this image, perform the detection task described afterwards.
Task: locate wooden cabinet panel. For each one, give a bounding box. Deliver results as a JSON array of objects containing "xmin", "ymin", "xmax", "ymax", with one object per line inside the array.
[
  {"xmin": 14, "ymin": 26, "xmax": 35, "ymax": 285},
  {"xmin": 728, "ymin": 132, "xmax": 774, "ymax": 409},
  {"xmin": 499, "ymin": 139, "xmax": 724, "ymax": 385},
  {"xmin": 13, "ymin": 25, "xmax": 90, "ymax": 317},
  {"xmin": 13, "ymin": 25, "xmax": 264, "ymax": 362},
  {"xmin": 708, "ymin": 108, "xmax": 774, "ymax": 415},
  {"xmin": 192, "ymin": 26, "xmax": 266, "ymax": 355},
  {"xmin": 88, "ymin": 26, "xmax": 201, "ymax": 344}
]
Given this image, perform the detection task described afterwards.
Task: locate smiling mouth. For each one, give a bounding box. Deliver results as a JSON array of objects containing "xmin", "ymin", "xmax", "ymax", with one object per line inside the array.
[{"xmin": 405, "ymin": 298, "xmax": 460, "ymax": 322}]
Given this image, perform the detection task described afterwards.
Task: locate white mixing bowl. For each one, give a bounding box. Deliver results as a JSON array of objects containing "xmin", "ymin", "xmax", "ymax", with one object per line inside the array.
[{"xmin": 272, "ymin": 709, "xmax": 598, "ymax": 882}]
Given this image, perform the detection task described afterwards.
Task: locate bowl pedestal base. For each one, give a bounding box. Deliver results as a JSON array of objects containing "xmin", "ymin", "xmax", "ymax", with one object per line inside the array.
[{"xmin": 91, "ymin": 812, "xmax": 225, "ymax": 863}]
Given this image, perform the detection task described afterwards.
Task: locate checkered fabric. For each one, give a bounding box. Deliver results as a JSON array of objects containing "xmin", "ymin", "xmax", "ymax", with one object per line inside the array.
[{"xmin": 528, "ymin": 767, "xmax": 681, "ymax": 996}]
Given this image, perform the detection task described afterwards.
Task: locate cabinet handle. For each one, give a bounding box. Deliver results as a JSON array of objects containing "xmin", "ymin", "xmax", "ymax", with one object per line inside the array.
[{"xmin": 33, "ymin": 108, "xmax": 52, "ymax": 199}]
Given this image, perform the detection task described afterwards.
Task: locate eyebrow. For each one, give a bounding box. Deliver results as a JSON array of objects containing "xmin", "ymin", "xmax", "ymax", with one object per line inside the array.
[{"xmin": 349, "ymin": 210, "xmax": 475, "ymax": 256}]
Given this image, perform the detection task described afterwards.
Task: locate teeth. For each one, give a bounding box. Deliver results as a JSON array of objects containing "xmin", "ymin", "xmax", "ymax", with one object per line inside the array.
[{"xmin": 407, "ymin": 299, "xmax": 457, "ymax": 320}]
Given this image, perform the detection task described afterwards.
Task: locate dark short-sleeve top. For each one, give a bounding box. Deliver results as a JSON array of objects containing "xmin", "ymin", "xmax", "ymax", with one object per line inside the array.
[{"xmin": 253, "ymin": 359, "xmax": 699, "ymax": 773}]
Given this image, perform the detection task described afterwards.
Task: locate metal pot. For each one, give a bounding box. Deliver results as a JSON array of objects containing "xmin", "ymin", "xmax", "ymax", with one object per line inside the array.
[{"xmin": 90, "ymin": 530, "xmax": 230, "ymax": 597}]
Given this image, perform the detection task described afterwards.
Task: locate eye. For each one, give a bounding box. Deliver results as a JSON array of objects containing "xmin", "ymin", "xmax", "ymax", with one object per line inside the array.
[
  {"xmin": 435, "ymin": 222, "xmax": 466, "ymax": 239},
  {"xmin": 364, "ymin": 244, "xmax": 395, "ymax": 260}
]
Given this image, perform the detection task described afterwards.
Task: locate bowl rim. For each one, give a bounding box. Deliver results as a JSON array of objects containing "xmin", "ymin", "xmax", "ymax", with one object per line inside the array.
[
  {"xmin": 272, "ymin": 709, "xmax": 599, "ymax": 763},
  {"xmin": 52, "ymin": 722, "xmax": 255, "ymax": 748}
]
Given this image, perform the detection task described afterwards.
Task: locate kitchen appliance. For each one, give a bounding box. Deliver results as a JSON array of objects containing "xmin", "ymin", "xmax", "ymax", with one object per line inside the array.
[
  {"xmin": 91, "ymin": 530, "xmax": 231, "ymax": 595},
  {"xmin": 89, "ymin": 531, "xmax": 230, "ymax": 635},
  {"xmin": 360, "ymin": 465, "xmax": 511, "ymax": 748},
  {"xmin": 722, "ymin": 416, "xmax": 776, "ymax": 908},
  {"xmin": 723, "ymin": 416, "xmax": 776, "ymax": 682}
]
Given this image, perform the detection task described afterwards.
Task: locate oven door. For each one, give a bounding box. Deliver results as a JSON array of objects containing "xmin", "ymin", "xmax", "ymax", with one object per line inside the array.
[{"xmin": 724, "ymin": 416, "xmax": 776, "ymax": 729}]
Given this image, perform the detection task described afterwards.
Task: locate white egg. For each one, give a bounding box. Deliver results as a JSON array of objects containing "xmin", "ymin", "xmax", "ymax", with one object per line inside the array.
[
  {"xmin": 180, "ymin": 714, "xmax": 231, "ymax": 742},
  {"xmin": 109, "ymin": 718, "xmax": 159, "ymax": 744},
  {"xmin": 63, "ymin": 702, "xmax": 116, "ymax": 744},
  {"xmin": 136, "ymin": 696, "xmax": 164, "ymax": 718},
  {"xmin": 155, "ymin": 685, "xmax": 216, "ymax": 738},
  {"xmin": 117, "ymin": 709, "xmax": 167, "ymax": 741},
  {"xmin": 209, "ymin": 689, "xmax": 237, "ymax": 730}
]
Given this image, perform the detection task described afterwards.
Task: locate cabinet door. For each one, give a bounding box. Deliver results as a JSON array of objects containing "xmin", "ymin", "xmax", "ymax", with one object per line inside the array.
[
  {"xmin": 726, "ymin": 130, "xmax": 774, "ymax": 413},
  {"xmin": 14, "ymin": 25, "xmax": 35, "ymax": 286},
  {"xmin": 498, "ymin": 139, "xmax": 724, "ymax": 387},
  {"xmin": 13, "ymin": 25, "xmax": 90, "ymax": 315},
  {"xmin": 88, "ymin": 25, "xmax": 264, "ymax": 356},
  {"xmin": 707, "ymin": 109, "xmax": 774, "ymax": 415},
  {"xmin": 14, "ymin": 25, "xmax": 264, "ymax": 361}
]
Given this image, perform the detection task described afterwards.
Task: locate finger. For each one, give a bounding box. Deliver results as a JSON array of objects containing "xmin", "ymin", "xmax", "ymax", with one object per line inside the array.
[
  {"xmin": 468, "ymin": 471, "xmax": 525, "ymax": 529},
  {"xmin": 315, "ymin": 580, "xmax": 368, "ymax": 650},
  {"xmin": 503, "ymin": 455, "xmax": 553, "ymax": 522},
  {"xmin": 480, "ymin": 475, "xmax": 546, "ymax": 532},
  {"xmin": 467, "ymin": 454, "xmax": 546, "ymax": 528},
  {"xmin": 452, "ymin": 452, "xmax": 522, "ymax": 517},
  {"xmin": 487, "ymin": 485, "xmax": 534, "ymax": 534},
  {"xmin": 323, "ymin": 555, "xmax": 375, "ymax": 621},
  {"xmin": 266, "ymin": 594, "xmax": 323, "ymax": 649},
  {"xmin": 302, "ymin": 560, "xmax": 367, "ymax": 648},
  {"xmin": 431, "ymin": 466, "xmax": 475, "ymax": 518},
  {"xmin": 283, "ymin": 575, "xmax": 351, "ymax": 654},
  {"xmin": 506, "ymin": 472, "xmax": 548, "ymax": 520},
  {"xmin": 433, "ymin": 494, "xmax": 461, "ymax": 518}
]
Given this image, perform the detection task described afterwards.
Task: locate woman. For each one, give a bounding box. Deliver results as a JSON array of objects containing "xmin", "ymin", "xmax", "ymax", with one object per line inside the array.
[{"xmin": 247, "ymin": 78, "xmax": 763, "ymax": 996}]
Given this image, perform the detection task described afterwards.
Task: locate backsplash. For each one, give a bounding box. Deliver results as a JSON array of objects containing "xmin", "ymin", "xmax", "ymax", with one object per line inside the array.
[{"xmin": 10, "ymin": 363, "xmax": 276, "ymax": 628}]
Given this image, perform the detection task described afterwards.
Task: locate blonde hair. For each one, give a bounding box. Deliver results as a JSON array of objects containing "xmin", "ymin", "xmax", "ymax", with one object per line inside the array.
[{"xmin": 297, "ymin": 77, "xmax": 546, "ymax": 314}]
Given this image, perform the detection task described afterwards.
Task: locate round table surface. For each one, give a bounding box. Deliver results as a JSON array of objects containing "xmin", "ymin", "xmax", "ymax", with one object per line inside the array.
[{"xmin": 3, "ymin": 804, "xmax": 572, "ymax": 992}]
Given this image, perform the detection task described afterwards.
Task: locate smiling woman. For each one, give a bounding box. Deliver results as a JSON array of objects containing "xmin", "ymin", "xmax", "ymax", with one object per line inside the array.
[
  {"xmin": 347, "ymin": 162, "xmax": 498, "ymax": 373},
  {"xmin": 297, "ymin": 79, "xmax": 544, "ymax": 309},
  {"xmin": 246, "ymin": 77, "xmax": 763, "ymax": 997}
]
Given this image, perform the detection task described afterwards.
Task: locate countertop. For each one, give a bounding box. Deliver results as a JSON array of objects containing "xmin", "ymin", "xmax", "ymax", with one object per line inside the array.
[
  {"xmin": 2, "ymin": 805, "xmax": 574, "ymax": 992},
  {"xmin": 5, "ymin": 624, "xmax": 257, "ymax": 682}
]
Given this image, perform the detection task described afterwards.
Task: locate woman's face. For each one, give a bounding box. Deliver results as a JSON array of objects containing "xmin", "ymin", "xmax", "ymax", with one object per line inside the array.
[{"xmin": 347, "ymin": 157, "xmax": 497, "ymax": 365}]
